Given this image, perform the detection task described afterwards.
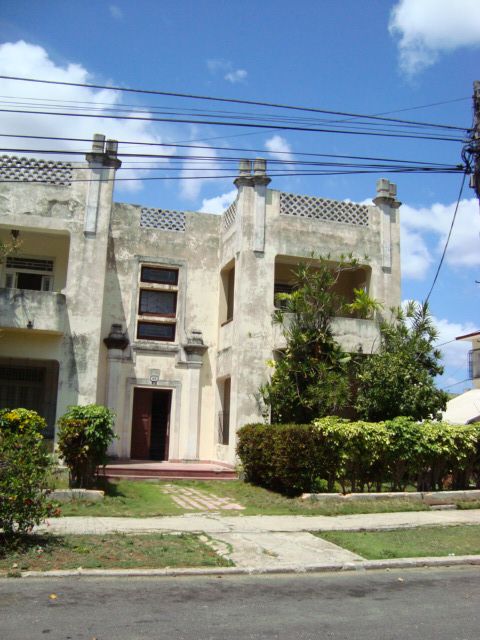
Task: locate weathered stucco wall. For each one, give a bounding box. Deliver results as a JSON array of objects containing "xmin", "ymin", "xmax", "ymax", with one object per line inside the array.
[{"xmin": 0, "ymin": 150, "xmax": 401, "ymax": 463}]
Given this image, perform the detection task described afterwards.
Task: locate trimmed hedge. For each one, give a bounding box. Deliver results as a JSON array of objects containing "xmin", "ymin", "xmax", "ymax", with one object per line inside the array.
[{"xmin": 236, "ymin": 418, "xmax": 480, "ymax": 496}]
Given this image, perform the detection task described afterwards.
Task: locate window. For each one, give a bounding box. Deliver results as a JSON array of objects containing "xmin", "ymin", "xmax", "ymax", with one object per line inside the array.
[
  {"xmin": 141, "ymin": 266, "xmax": 178, "ymax": 286},
  {"xmin": 139, "ymin": 290, "xmax": 176, "ymax": 316},
  {"xmin": 218, "ymin": 377, "xmax": 231, "ymax": 445},
  {"xmin": 137, "ymin": 322, "xmax": 176, "ymax": 342},
  {"xmin": 220, "ymin": 262, "xmax": 235, "ymax": 325},
  {"xmin": 5, "ymin": 256, "xmax": 54, "ymax": 291},
  {"xmin": 136, "ymin": 265, "xmax": 179, "ymax": 342}
]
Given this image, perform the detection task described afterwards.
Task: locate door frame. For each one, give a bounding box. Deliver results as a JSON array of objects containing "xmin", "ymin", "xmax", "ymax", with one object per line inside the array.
[{"xmin": 126, "ymin": 378, "xmax": 181, "ymax": 460}]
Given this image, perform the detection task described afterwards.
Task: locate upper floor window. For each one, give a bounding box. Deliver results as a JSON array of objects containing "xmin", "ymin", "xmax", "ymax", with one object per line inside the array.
[
  {"xmin": 4, "ymin": 256, "xmax": 54, "ymax": 292},
  {"xmin": 136, "ymin": 265, "xmax": 178, "ymax": 342},
  {"xmin": 220, "ymin": 261, "xmax": 235, "ymax": 325}
]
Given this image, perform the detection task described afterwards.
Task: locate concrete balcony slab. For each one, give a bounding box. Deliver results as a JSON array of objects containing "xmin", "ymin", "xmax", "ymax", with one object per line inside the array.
[{"xmin": 0, "ymin": 287, "xmax": 66, "ymax": 334}]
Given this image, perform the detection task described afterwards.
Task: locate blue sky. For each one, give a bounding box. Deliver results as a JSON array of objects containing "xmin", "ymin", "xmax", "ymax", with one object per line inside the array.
[{"xmin": 1, "ymin": 0, "xmax": 479, "ymax": 391}]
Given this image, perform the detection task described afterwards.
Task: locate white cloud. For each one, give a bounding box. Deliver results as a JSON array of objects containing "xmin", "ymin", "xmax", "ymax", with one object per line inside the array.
[
  {"xmin": 400, "ymin": 226, "xmax": 433, "ymax": 279},
  {"xmin": 199, "ymin": 189, "xmax": 237, "ymax": 215},
  {"xmin": 109, "ymin": 5, "xmax": 123, "ymax": 20},
  {"xmin": 389, "ymin": 0, "xmax": 480, "ymax": 75},
  {"xmin": 400, "ymin": 198, "xmax": 480, "ymax": 280},
  {"xmin": 434, "ymin": 316, "xmax": 477, "ymax": 372},
  {"xmin": 206, "ymin": 59, "xmax": 248, "ymax": 84},
  {"xmin": 265, "ymin": 135, "xmax": 293, "ymax": 162},
  {"xmin": 179, "ymin": 144, "xmax": 219, "ymax": 201},
  {"xmin": 0, "ymin": 41, "xmax": 167, "ymax": 192},
  {"xmin": 224, "ymin": 69, "xmax": 247, "ymax": 84}
]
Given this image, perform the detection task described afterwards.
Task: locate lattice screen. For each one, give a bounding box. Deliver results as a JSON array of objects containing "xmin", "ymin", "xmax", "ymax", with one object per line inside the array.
[
  {"xmin": 280, "ymin": 192, "xmax": 369, "ymax": 227},
  {"xmin": 140, "ymin": 207, "xmax": 186, "ymax": 232},
  {"xmin": 0, "ymin": 155, "xmax": 73, "ymax": 186},
  {"xmin": 222, "ymin": 199, "xmax": 237, "ymax": 230}
]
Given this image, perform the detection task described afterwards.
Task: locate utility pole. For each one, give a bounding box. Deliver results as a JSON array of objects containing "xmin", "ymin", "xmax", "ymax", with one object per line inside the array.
[{"xmin": 469, "ymin": 80, "xmax": 480, "ymax": 199}]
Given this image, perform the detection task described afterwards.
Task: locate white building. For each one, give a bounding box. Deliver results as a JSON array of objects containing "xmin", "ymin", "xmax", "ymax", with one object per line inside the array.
[
  {"xmin": 0, "ymin": 135, "xmax": 401, "ymax": 465},
  {"xmin": 442, "ymin": 331, "xmax": 480, "ymax": 425}
]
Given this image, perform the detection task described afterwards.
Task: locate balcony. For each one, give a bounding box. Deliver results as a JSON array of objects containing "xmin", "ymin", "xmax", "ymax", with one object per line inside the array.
[
  {"xmin": 0, "ymin": 288, "xmax": 66, "ymax": 334},
  {"xmin": 273, "ymin": 315, "xmax": 380, "ymax": 354}
]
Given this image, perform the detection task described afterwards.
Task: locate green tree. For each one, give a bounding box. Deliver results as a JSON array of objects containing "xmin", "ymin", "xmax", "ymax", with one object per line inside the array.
[
  {"xmin": 355, "ymin": 301, "xmax": 448, "ymax": 421},
  {"xmin": 261, "ymin": 256, "xmax": 359, "ymax": 423}
]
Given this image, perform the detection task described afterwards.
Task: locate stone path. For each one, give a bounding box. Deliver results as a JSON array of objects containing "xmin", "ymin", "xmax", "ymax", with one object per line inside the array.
[
  {"xmin": 162, "ymin": 484, "xmax": 245, "ymax": 511},
  {"xmin": 37, "ymin": 509, "xmax": 480, "ymax": 572}
]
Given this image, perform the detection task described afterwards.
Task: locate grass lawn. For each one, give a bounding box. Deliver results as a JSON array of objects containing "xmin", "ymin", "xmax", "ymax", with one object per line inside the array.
[
  {"xmin": 56, "ymin": 479, "xmax": 431, "ymax": 518},
  {"xmin": 315, "ymin": 525, "xmax": 480, "ymax": 559},
  {"xmin": 0, "ymin": 533, "xmax": 231, "ymax": 574}
]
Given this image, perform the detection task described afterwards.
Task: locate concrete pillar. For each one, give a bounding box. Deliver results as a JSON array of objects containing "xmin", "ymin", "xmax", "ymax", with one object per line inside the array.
[
  {"xmin": 182, "ymin": 331, "xmax": 208, "ymax": 460},
  {"xmin": 103, "ymin": 324, "xmax": 129, "ymax": 456},
  {"xmin": 373, "ymin": 178, "xmax": 400, "ymax": 271}
]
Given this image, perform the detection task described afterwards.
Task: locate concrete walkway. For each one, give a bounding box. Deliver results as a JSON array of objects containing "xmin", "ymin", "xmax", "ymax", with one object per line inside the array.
[{"xmin": 37, "ymin": 509, "xmax": 480, "ymax": 572}]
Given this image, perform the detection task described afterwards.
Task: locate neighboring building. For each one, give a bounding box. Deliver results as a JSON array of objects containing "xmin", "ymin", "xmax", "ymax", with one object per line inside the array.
[
  {"xmin": 0, "ymin": 135, "xmax": 401, "ymax": 464},
  {"xmin": 443, "ymin": 331, "xmax": 480, "ymax": 424}
]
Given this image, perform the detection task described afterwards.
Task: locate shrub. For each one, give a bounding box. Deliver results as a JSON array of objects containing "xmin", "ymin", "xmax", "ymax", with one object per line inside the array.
[
  {"xmin": 237, "ymin": 423, "xmax": 323, "ymax": 495},
  {"xmin": 57, "ymin": 405, "xmax": 116, "ymax": 488},
  {"xmin": 0, "ymin": 408, "xmax": 54, "ymax": 539},
  {"xmin": 237, "ymin": 418, "xmax": 480, "ymax": 496}
]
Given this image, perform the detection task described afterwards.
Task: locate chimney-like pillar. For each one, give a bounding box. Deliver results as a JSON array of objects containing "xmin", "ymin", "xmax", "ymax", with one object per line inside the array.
[{"xmin": 373, "ymin": 178, "xmax": 400, "ymax": 270}]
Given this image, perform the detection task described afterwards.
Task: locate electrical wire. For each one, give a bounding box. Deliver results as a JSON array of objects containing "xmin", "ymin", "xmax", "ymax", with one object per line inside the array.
[
  {"xmin": 440, "ymin": 378, "xmax": 471, "ymax": 390},
  {"xmin": 425, "ymin": 171, "xmax": 468, "ymax": 303},
  {"xmin": 0, "ymin": 132, "xmax": 460, "ymax": 167},
  {"xmin": 0, "ymin": 75, "xmax": 468, "ymax": 132},
  {"xmin": 0, "ymin": 106, "xmax": 466, "ymax": 142}
]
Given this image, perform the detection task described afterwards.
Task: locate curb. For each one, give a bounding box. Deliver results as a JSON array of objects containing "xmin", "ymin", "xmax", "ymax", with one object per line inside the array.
[{"xmin": 7, "ymin": 555, "xmax": 480, "ymax": 579}]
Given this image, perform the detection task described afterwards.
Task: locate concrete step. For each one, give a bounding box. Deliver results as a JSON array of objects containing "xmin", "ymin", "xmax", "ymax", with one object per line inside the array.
[{"xmin": 98, "ymin": 462, "xmax": 237, "ymax": 481}]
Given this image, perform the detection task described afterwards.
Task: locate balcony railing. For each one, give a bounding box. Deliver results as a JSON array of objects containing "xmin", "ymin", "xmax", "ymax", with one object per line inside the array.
[
  {"xmin": 273, "ymin": 314, "xmax": 380, "ymax": 354},
  {"xmin": 0, "ymin": 288, "xmax": 66, "ymax": 334}
]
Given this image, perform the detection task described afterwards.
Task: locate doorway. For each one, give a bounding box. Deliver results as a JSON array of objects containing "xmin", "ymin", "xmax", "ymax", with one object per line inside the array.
[{"xmin": 130, "ymin": 388, "xmax": 172, "ymax": 460}]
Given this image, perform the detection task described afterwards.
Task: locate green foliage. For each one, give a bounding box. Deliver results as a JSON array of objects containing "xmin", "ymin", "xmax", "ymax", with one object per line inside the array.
[
  {"xmin": 345, "ymin": 287, "xmax": 383, "ymax": 319},
  {"xmin": 237, "ymin": 423, "xmax": 322, "ymax": 495},
  {"xmin": 355, "ymin": 301, "xmax": 448, "ymax": 421},
  {"xmin": 237, "ymin": 418, "xmax": 480, "ymax": 496},
  {"xmin": 0, "ymin": 409, "xmax": 55, "ymax": 539},
  {"xmin": 261, "ymin": 255, "xmax": 361, "ymax": 423},
  {"xmin": 57, "ymin": 405, "xmax": 116, "ymax": 488}
]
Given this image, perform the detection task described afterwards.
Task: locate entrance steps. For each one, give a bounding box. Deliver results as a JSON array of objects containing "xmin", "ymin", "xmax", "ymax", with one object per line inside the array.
[{"xmin": 98, "ymin": 460, "xmax": 237, "ymax": 481}]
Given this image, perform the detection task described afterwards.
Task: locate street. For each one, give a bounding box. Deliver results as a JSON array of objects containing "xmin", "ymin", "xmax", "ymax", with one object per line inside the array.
[{"xmin": 1, "ymin": 567, "xmax": 479, "ymax": 639}]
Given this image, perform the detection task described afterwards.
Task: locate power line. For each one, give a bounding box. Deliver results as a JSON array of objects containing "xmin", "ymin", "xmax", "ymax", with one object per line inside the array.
[
  {"xmin": 441, "ymin": 378, "xmax": 471, "ymax": 390},
  {"xmin": 0, "ymin": 132, "xmax": 460, "ymax": 167},
  {"xmin": 0, "ymin": 106, "xmax": 465, "ymax": 142},
  {"xmin": 0, "ymin": 75, "xmax": 468, "ymax": 132},
  {"xmin": 0, "ymin": 92, "xmax": 469, "ymax": 131},
  {"xmin": 425, "ymin": 171, "xmax": 468, "ymax": 303}
]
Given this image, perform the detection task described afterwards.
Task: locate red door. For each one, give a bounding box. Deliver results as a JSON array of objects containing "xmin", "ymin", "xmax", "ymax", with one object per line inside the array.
[{"xmin": 130, "ymin": 388, "xmax": 153, "ymax": 459}]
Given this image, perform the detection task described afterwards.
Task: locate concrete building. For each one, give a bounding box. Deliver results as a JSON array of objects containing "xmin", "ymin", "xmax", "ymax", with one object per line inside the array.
[
  {"xmin": 443, "ymin": 331, "xmax": 480, "ymax": 424},
  {"xmin": 0, "ymin": 135, "xmax": 401, "ymax": 465}
]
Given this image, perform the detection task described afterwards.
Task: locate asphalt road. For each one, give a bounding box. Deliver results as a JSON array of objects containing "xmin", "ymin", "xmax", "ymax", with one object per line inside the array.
[{"xmin": 1, "ymin": 568, "xmax": 480, "ymax": 639}]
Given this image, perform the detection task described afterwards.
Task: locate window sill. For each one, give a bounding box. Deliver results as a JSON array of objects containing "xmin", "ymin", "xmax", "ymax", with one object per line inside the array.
[{"xmin": 132, "ymin": 341, "xmax": 180, "ymax": 354}]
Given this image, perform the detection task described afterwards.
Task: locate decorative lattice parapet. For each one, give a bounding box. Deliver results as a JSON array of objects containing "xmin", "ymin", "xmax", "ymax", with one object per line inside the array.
[
  {"xmin": 222, "ymin": 199, "xmax": 237, "ymax": 231},
  {"xmin": 280, "ymin": 192, "xmax": 369, "ymax": 227},
  {"xmin": 140, "ymin": 207, "xmax": 186, "ymax": 232},
  {"xmin": 0, "ymin": 155, "xmax": 73, "ymax": 186}
]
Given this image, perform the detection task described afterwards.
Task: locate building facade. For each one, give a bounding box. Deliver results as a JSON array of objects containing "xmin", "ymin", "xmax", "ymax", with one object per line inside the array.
[{"xmin": 0, "ymin": 136, "xmax": 401, "ymax": 464}]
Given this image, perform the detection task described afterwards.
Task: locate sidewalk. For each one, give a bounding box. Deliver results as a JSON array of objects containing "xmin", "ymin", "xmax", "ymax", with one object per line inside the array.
[{"xmin": 35, "ymin": 509, "xmax": 480, "ymax": 573}]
